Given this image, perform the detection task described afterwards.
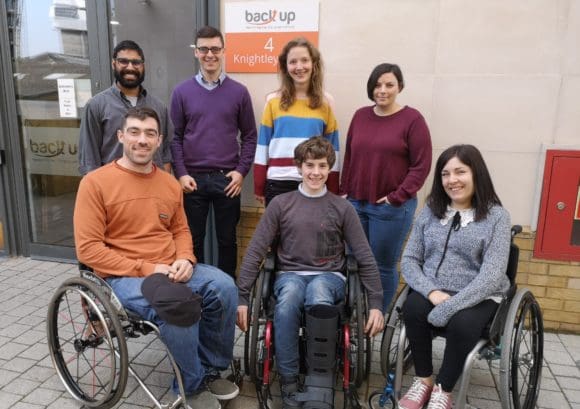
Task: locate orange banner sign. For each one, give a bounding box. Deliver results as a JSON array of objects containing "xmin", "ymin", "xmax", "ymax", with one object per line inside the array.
[{"xmin": 225, "ymin": 1, "xmax": 319, "ymax": 73}]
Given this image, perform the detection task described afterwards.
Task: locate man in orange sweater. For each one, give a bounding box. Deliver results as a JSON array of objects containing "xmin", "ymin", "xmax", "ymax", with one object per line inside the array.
[{"xmin": 74, "ymin": 107, "xmax": 238, "ymax": 409}]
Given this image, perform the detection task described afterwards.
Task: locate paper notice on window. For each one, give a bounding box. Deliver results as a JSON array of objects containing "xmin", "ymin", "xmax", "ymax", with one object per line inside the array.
[{"xmin": 57, "ymin": 78, "xmax": 77, "ymax": 118}]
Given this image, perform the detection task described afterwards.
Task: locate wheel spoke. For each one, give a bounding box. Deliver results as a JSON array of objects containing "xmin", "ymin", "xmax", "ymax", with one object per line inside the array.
[
  {"xmin": 500, "ymin": 290, "xmax": 543, "ymax": 409},
  {"xmin": 47, "ymin": 278, "xmax": 129, "ymax": 407}
]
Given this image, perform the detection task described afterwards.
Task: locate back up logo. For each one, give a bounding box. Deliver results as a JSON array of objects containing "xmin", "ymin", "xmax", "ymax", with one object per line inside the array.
[{"xmin": 245, "ymin": 9, "xmax": 296, "ymax": 25}]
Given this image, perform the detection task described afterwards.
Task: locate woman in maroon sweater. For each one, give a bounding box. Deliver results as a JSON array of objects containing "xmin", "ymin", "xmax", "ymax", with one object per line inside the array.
[{"xmin": 340, "ymin": 63, "xmax": 432, "ymax": 312}]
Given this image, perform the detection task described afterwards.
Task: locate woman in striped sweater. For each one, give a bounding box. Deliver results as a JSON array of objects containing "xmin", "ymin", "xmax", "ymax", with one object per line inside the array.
[{"xmin": 253, "ymin": 37, "xmax": 339, "ymax": 206}]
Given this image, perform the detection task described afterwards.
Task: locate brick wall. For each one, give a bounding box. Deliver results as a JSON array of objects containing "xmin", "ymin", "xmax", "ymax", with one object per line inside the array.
[
  {"xmin": 237, "ymin": 209, "xmax": 580, "ymax": 334},
  {"xmin": 513, "ymin": 229, "xmax": 580, "ymax": 333},
  {"xmin": 236, "ymin": 207, "xmax": 265, "ymax": 271}
]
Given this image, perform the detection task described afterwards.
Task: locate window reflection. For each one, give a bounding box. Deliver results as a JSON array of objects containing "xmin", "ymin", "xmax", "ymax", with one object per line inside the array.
[{"xmin": 8, "ymin": 0, "xmax": 90, "ymax": 246}]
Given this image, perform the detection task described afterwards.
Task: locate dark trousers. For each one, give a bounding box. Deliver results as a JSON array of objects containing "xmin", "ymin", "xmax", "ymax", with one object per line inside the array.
[
  {"xmin": 265, "ymin": 179, "xmax": 300, "ymax": 207},
  {"xmin": 183, "ymin": 171, "xmax": 240, "ymax": 278},
  {"xmin": 402, "ymin": 290, "xmax": 498, "ymax": 392}
]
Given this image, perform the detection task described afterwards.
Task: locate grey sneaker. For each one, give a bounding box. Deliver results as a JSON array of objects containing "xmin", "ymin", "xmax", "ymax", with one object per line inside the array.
[
  {"xmin": 206, "ymin": 376, "xmax": 240, "ymax": 400},
  {"xmin": 280, "ymin": 375, "xmax": 303, "ymax": 409},
  {"xmin": 186, "ymin": 389, "xmax": 220, "ymax": 409}
]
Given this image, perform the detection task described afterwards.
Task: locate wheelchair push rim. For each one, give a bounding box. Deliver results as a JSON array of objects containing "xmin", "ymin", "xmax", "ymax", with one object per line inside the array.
[
  {"xmin": 246, "ymin": 271, "xmax": 272, "ymax": 383},
  {"xmin": 380, "ymin": 288, "xmax": 412, "ymax": 378},
  {"xmin": 499, "ymin": 288, "xmax": 544, "ymax": 409},
  {"xmin": 349, "ymin": 273, "xmax": 370, "ymax": 388},
  {"xmin": 47, "ymin": 277, "xmax": 128, "ymax": 408}
]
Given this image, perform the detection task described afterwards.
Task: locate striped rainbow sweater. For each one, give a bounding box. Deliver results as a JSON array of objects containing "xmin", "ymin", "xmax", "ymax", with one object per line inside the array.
[{"xmin": 253, "ymin": 97, "xmax": 340, "ymax": 197}]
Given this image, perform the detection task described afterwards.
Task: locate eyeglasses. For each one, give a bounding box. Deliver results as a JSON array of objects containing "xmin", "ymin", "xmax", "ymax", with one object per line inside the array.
[
  {"xmin": 114, "ymin": 58, "xmax": 144, "ymax": 67},
  {"xmin": 196, "ymin": 46, "xmax": 223, "ymax": 55}
]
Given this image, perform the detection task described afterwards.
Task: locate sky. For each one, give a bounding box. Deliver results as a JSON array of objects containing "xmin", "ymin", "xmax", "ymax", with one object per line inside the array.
[{"xmin": 21, "ymin": 0, "xmax": 61, "ymax": 57}]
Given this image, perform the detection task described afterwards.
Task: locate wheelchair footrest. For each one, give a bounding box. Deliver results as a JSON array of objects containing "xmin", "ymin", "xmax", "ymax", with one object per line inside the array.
[{"xmin": 295, "ymin": 386, "xmax": 334, "ymax": 409}]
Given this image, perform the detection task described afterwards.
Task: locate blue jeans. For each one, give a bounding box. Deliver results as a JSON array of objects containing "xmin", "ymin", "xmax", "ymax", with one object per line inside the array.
[
  {"xmin": 348, "ymin": 197, "xmax": 417, "ymax": 312},
  {"xmin": 106, "ymin": 263, "xmax": 237, "ymax": 394},
  {"xmin": 273, "ymin": 272, "xmax": 345, "ymax": 377},
  {"xmin": 184, "ymin": 171, "xmax": 241, "ymax": 278}
]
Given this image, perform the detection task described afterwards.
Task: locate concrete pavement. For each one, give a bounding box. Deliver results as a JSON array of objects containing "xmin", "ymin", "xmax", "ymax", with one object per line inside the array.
[{"xmin": 0, "ymin": 256, "xmax": 579, "ymax": 409}]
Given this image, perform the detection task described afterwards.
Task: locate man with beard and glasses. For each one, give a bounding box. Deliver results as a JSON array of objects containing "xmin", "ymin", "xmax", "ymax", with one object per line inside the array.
[{"xmin": 78, "ymin": 40, "xmax": 172, "ymax": 175}]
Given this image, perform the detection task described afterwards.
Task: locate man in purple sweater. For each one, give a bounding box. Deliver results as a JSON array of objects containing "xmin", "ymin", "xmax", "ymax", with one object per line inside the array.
[{"xmin": 170, "ymin": 26, "xmax": 257, "ymax": 278}]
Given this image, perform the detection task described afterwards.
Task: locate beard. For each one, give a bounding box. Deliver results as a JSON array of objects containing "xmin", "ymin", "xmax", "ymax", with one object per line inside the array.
[{"xmin": 114, "ymin": 67, "xmax": 145, "ymax": 89}]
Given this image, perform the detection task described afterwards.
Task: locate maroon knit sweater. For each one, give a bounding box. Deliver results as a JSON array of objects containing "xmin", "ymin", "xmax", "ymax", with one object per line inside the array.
[{"xmin": 340, "ymin": 105, "xmax": 432, "ymax": 206}]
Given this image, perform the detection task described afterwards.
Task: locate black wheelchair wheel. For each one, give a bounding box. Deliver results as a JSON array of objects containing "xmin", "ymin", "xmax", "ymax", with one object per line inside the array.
[
  {"xmin": 243, "ymin": 273, "xmax": 258, "ymax": 377},
  {"xmin": 368, "ymin": 390, "xmax": 396, "ymax": 409},
  {"xmin": 350, "ymin": 274, "xmax": 369, "ymax": 387},
  {"xmin": 499, "ymin": 289, "xmax": 544, "ymax": 409},
  {"xmin": 380, "ymin": 288, "xmax": 412, "ymax": 377},
  {"xmin": 247, "ymin": 271, "xmax": 267, "ymax": 383},
  {"xmin": 47, "ymin": 277, "xmax": 128, "ymax": 408}
]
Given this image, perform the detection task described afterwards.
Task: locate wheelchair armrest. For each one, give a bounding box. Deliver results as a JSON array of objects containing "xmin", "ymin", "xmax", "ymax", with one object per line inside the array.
[
  {"xmin": 345, "ymin": 255, "xmax": 359, "ymax": 309},
  {"xmin": 78, "ymin": 264, "xmax": 128, "ymax": 320},
  {"xmin": 78, "ymin": 262, "xmax": 93, "ymax": 273},
  {"xmin": 261, "ymin": 251, "xmax": 276, "ymax": 300},
  {"xmin": 264, "ymin": 250, "xmax": 276, "ymax": 272},
  {"xmin": 346, "ymin": 254, "xmax": 358, "ymax": 276},
  {"xmin": 486, "ymin": 284, "xmax": 517, "ymax": 339}
]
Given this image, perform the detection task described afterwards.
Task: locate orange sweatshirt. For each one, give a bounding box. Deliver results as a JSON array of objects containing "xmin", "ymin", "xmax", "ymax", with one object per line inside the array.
[{"xmin": 74, "ymin": 161, "xmax": 194, "ymax": 278}]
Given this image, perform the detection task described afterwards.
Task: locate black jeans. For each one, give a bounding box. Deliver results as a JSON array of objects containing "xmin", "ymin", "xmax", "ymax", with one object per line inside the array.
[
  {"xmin": 183, "ymin": 171, "xmax": 240, "ymax": 278},
  {"xmin": 265, "ymin": 179, "xmax": 300, "ymax": 207},
  {"xmin": 402, "ymin": 290, "xmax": 498, "ymax": 392}
]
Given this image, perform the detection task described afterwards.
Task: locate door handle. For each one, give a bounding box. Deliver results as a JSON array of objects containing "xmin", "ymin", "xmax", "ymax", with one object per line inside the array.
[{"xmin": 556, "ymin": 201, "xmax": 566, "ymax": 211}]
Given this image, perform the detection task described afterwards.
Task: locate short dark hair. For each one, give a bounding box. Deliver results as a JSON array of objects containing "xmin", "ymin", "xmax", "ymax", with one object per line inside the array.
[
  {"xmin": 113, "ymin": 40, "xmax": 145, "ymax": 61},
  {"xmin": 195, "ymin": 25, "xmax": 224, "ymax": 46},
  {"xmin": 122, "ymin": 107, "xmax": 160, "ymax": 131},
  {"xmin": 366, "ymin": 63, "xmax": 404, "ymax": 101},
  {"xmin": 427, "ymin": 144, "xmax": 502, "ymax": 221},
  {"xmin": 294, "ymin": 136, "xmax": 336, "ymax": 168}
]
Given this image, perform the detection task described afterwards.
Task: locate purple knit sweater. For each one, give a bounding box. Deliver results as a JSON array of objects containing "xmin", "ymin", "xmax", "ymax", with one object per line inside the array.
[{"xmin": 170, "ymin": 76, "xmax": 257, "ymax": 177}]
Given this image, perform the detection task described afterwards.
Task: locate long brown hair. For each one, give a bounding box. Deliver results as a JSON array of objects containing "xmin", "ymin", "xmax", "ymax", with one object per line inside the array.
[{"xmin": 277, "ymin": 38, "xmax": 324, "ymax": 111}]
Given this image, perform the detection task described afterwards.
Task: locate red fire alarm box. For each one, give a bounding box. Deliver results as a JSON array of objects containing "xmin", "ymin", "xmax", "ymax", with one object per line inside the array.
[{"xmin": 534, "ymin": 149, "xmax": 580, "ymax": 261}]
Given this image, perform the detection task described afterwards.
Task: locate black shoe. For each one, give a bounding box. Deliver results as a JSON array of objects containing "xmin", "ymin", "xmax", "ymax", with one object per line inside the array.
[{"xmin": 280, "ymin": 376, "xmax": 303, "ymax": 409}]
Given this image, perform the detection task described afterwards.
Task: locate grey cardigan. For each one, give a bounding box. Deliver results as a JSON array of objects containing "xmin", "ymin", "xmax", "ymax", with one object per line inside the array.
[{"xmin": 401, "ymin": 205, "xmax": 511, "ymax": 327}]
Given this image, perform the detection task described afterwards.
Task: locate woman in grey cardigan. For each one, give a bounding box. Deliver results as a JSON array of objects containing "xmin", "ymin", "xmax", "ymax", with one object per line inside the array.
[{"xmin": 397, "ymin": 145, "xmax": 511, "ymax": 409}]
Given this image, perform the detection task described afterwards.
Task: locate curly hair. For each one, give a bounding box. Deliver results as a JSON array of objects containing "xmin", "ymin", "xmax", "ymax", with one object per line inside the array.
[
  {"xmin": 294, "ymin": 136, "xmax": 336, "ymax": 168},
  {"xmin": 277, "ymin": 38, "xmax": 324, "ymax": 111}
]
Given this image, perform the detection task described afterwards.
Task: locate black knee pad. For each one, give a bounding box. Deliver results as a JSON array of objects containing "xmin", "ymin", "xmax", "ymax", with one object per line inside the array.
[{"xmin": 296, "ymin": 304, "xmax": 340, "ymax": 409}]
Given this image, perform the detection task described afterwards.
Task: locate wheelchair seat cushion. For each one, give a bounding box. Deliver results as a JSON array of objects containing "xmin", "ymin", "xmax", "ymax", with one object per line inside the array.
[{"xmin": 142, "ymin": 273, "xmax": 202, "ymax": 327}]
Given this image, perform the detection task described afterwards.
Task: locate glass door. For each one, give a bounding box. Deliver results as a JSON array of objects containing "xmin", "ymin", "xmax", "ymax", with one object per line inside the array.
[
  {"xmin": 8, "ymin": 0, "xmax": 92, "ymax": 259},
  {"xmin": 108, "ymin": 0, "xmax": 198, "ymax": 103},
  {"xmin": 0, "ymin": 150, "xmax": 6, "ymax": 255}
]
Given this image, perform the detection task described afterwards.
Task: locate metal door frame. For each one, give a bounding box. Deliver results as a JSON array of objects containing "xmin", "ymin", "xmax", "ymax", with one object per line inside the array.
[
  {"xmin": 0, "ymin": 0, "xmax": 219, "ymax": 261},
  {"xmin": 0, "ymin": 0, "xmax": 111, "ymax": 260},
  {"xmin": 0, "ymin": 0, "xmax": 28, "ymax": 257}
]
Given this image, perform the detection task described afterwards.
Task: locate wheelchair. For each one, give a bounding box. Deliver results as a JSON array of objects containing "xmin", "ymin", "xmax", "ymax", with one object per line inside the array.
[
  {"xmin": 244, "ymin": 253, "xmax": 372, "ymax": 409},
  {"xmin": 46, "ymin": 266, "xmax": 241, "ymax": 409},
  {"xmin": 371, "ymin": 225, "xmax": 544, "ymax": 409}
]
